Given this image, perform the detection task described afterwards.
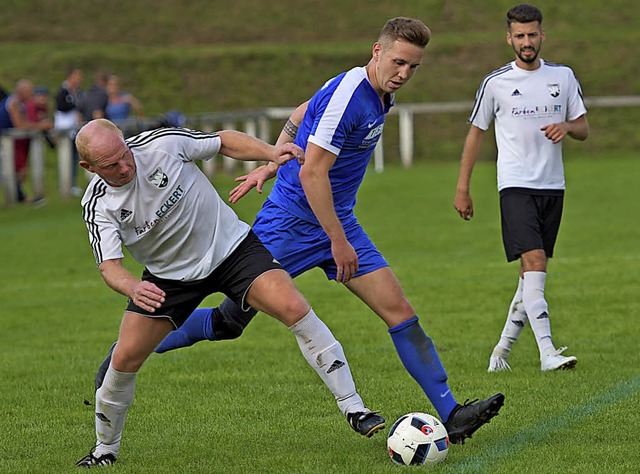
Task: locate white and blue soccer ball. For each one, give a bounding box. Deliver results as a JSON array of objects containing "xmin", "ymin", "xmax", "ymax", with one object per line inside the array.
[{"xmin": 387, "ymin": 412, "xmax": 449, "ymax": 466}]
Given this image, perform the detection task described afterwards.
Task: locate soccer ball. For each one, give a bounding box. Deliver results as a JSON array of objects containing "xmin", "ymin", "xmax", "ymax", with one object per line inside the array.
[{"xmin": 387, "ymin": 412, "xmax": 449, "ymax": 466}]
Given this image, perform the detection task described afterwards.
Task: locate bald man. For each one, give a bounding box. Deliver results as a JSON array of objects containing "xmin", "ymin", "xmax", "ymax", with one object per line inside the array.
[{"xmin": 75, "ymin": 119, "xmax": 382, "ymax": 467}]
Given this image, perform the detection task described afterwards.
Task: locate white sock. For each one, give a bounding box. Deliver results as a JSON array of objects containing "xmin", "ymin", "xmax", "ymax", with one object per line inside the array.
[
  {"xmin": 522, "ymin": 271, "xmax": 554, "ymax": 356},
  {"xmin": 496, "ymin": 277, "xmax": 528, "ymax": 354},
  {"xmin": 93, "ymin": 365, "xmax": 137, "ymax": 458},
  {"xmin": 289, "ymin": 309, "xmax": 365, "ymax": 416}
]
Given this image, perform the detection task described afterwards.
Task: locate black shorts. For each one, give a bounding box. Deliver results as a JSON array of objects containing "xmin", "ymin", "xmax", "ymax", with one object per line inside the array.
[
  {"xmin": 125, "ymin": 230, "xmax": 284, "ymax": 328},
  {"xmin": 499, "ymin": 188, "xmax": 564, "ymax": 262}
]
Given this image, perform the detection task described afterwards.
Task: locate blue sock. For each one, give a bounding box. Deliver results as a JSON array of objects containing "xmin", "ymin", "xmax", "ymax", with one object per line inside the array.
[
  {"xmin": 154, "ymin": 308, "xmax": 215, "ymax": 354},
  {"xmin": 388, "ymin": 316, "xmax": 458, "ymax": 422}
]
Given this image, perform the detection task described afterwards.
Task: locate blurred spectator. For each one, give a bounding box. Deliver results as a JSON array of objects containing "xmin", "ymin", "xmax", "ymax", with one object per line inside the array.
[
  {"xmin": 24, "ymin": 86, "xmax": 54, "ymax": 204},
  {"xmin": 28, "ymin": 86, "xmax": 52, "ymax": 122},
  {"xmin": 27, "ymin": 85, "xmax": 55, "ymax": 149},
  {"xmin": 105, "ymin": 74, "xmax": 144, "ymax": 123},
  {"xmin": 0, "ymin": 79, "xmax": 53, "ymax": 202},
  {"xmin": 54, "ymin": 66, "xmax": 84, "ymax": 197},
  {"xmin": 80, "ymin": 69, "xmax": 109, "ymax": 122}
]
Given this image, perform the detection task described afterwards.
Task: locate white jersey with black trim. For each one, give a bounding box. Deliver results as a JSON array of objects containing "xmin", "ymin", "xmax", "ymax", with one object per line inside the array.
[
  {"xmin": 469, "ymin": 59, "xmax": 587, "ymax": 191},
  {"xmin": 81, "ymin": 127, "xmax": 250, "ymax": 281}
]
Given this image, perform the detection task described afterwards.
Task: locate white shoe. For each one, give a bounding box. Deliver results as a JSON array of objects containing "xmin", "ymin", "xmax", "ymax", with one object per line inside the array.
[
  {"xmin": 488, "ymin": 347, "xmax": 511, "ymax": 372},
  {"xmin": 541, "ymin": 346, "xmax": 577, "ymax": 372}
]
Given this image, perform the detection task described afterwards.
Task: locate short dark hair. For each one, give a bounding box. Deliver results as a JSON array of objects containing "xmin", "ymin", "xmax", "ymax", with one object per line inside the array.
[
  {"xmin": 379, "ymin": 17, "xmax": 431, "ymax": 48},
  {"xmin": 507, "ymin": 4, "xmax": 543, "ymax": 27}
]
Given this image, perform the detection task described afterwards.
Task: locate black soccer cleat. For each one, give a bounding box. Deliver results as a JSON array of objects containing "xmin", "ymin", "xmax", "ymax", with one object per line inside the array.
[
  {"xmin": 444, "ymin": 393, "xmax": 505, "ymax": 444},
  {"xmin": 94, "ymin": 342, "xmax": 117, "ymax": 391},
  {"xmin": 347, "ymin": 410, "xmax": 386, "ymax": 438},
  {"xmin": 76, "ymin": 451, "xmax": 117, "ymax": 468}
]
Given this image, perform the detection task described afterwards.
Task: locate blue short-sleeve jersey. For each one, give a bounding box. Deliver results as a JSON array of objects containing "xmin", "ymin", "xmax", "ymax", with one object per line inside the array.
[{"xmin": 268, "ymin": 66, "xmax": 393, "ymax": 225}]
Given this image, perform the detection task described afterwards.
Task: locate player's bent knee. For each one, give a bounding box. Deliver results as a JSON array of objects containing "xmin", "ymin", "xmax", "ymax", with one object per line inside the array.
[
  {"xmin": 211, "ymin": 305, "xmax": 257, "ymax": 340},
  {"xmin": 380, "ymin": 302, "xmax": 417, "ymax": 328},
  {"xmin": 249, "ymin": 281, "xmax": 311, "ymax": 325},
  {"xmin": 111, "ymin": 348, "xmax": 148, "ymax": 373},
  {"xmin": 275, "ymin": 299, "xmax": 312, "ymax": 326},
  {"xmin": 110, "ymin": 356, "xmax": 145, "ymax": 373}
]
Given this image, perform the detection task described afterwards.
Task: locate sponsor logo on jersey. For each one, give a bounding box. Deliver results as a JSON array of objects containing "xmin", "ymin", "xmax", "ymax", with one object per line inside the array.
[
  {"xmin": 361, "ymin": 123, "xmax": 384, "ymax": 148},
  {"xmin": 119, "ymin": 209, "xmax": 133, "ymax": 222},
  {"xmin": 511, "ymin": 89, "xmax": 522, "ymax": 97},
  {"xmin": 547, "ymin": 83, "xmax": 560, "ymax": 98},
  {"xmin": 134, "ymin": 184, "xmax": 185, "ymax": 236},
  {"xmin": 511, "ymin": 104, "xmax": 562, "ymax": 118},
  {"xmin": 155, "ymin": 184, "xmax": 185, "ymax": 219},
  {"xmin": 147, "ymin": 167, "xmax": 168, "ymax": 188}
]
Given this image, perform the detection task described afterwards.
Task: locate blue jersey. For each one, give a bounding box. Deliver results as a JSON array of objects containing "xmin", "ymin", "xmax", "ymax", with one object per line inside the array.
[{"xmin": 267, "ymin": 66, "xmax": 393, "ymax": 225}]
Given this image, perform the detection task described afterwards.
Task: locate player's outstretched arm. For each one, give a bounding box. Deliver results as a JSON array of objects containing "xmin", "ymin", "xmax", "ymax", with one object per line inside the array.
[
  {"xmin": 454, "ymin": 125, "xmax": 485, "ymax": 221},
  {"xmin": 275, "ymin": 100, "xmax": 309, "ymax": 146},
  {"xmin": 229, "ymin": 164, "xmax": 278, "ymax": 203},
  {"xmin": 228, "ymin": 101, "xmax": 309, "ymax": 203},
  {"xmin": 99, "ymin": 259, "xmax": 165, "ymax": 313},
  {"xmin": 217, "ymin": 130, "xmax": 304, "ymax": 165}
]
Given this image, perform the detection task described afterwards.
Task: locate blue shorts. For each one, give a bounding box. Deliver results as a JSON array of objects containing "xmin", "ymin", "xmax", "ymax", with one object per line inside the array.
[{"xmin": 252, "ymin": 199, "xmax": 388, "ymax": 280}]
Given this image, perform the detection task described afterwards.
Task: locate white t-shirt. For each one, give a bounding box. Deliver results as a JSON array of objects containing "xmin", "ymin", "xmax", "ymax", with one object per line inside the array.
[
  {"xmin": 81, "ymin": 128, "xmax": 250, "ymax": 281},
  {"xmin": 469, "ymin": 59, "xmax": 587, "ymax": 191}
]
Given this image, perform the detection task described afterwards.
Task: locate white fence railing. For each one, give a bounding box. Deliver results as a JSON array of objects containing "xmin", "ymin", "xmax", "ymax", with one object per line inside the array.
[{"xmin": 1, "ymin": 95, "xmax": 638, "ymax": 205}]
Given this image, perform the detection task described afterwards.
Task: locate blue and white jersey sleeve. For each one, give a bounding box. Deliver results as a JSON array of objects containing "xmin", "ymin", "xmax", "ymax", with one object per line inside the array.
[
  {"xmin": 307, "ymin": 71, "xmax": 365, "ymax": 156},
  {"xmin": 269, "ymin": 66, "xmax": 389, "ymax": 224}
]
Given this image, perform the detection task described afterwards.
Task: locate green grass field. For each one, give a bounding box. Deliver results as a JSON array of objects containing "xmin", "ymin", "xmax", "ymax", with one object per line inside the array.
[{"xmin": 1, "ymin": 153, "xmax": 638, "ymax": 473}]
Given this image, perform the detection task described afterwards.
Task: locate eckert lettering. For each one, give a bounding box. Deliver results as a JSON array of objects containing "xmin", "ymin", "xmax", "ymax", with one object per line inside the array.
[
  {"xmin": 156, "ymin": 185, "xmax": 184, "ymax": 219},
  {"xmin": 133, "ymin": 185, "xmax": 185, "ymax": 236},
  {"xmin": 511, "ymin": 104, "xmax": 561, "ymax": 118}
]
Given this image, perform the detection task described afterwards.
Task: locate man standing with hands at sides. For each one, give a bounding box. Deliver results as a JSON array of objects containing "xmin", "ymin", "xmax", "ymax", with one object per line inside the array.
[
  {"xmin": 453, "ymin": 4, "xmax": 588, "ymax": 372},
  {"xmin": 146, "ymin": 17, "xmax": 505, "ymax": 445},
  {"xmin": 75, "ymin": 119, "xmax": 382, "ymax": 467}
]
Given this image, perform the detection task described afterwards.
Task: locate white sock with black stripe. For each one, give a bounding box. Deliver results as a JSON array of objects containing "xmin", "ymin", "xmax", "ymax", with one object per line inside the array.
[
  {"xmin": 93, "ymin": 365, "xmax": 137, "ymax": 458},
  {"xmin": 289, "ymin": 309, "xmax": 365, "ymax": 416},
  {"xmin": 522, "ymin": 271, "xmax": 554, "ymax": 356},
  {"xmin": 495, "ymin": 276, "xmax": 528, "ymax": 354}
]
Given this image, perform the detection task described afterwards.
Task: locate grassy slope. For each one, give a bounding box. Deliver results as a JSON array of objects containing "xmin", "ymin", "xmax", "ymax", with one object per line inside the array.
[{"xmin": 1, "ymin": 0, "xmax": 639, "ymax": 157}]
